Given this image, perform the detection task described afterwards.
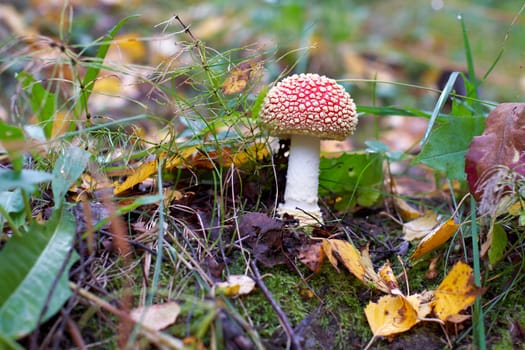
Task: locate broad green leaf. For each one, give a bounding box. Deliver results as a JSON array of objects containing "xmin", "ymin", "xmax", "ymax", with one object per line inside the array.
[
  {"xmin": 0, "ymin": 207, "xmax": 78, "ymax": 338},
  {"xmin": 0, "ymin": 189, "xmax": 24, "ymax": 214},
  {"xmin": 0, "ymin": 121, "xmax": 25, "ymax": 171},
  {"xmin": 52, "ymin": 146, "xmax": 91, "ymax": 207},
  {"xmin": 0, "ymin": 334, "xmax": 24, "ymax": 350},
  {"xmin": 17, "ymin": 72, "xmax": 57, "ymax": 139},
  {"xmin": 0, "ymin": 169, "xmax": 53, "ymax": 192},
  {"xmin": 0, "ymin": 189, "xmax": 25, "ymax": 227},
  {"xmin": 320, "ymin": 151, "xmax": 383, "ymax": 210},
  {"xmin": 413, "ymin": 115, "xmax": 485, "ymax": 180},
  {"xmin": 488, "ymin": 224, "xmax": 507, "ymax": 266}
]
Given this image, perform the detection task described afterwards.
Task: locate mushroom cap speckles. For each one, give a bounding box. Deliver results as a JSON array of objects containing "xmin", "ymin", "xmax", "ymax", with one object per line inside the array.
[{"xmin": 260, "ymin": 73, "xmax": 358, "ymax": 140}]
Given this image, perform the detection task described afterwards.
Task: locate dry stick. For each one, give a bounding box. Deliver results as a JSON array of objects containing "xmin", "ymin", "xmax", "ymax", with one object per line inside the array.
[
  {"xmin": 70, "ymin": 281, "xmax": 186, "ymax": 349},
  {"xmin": 249, "ymin": 261, "xmax": 303, "ymax": 350}
]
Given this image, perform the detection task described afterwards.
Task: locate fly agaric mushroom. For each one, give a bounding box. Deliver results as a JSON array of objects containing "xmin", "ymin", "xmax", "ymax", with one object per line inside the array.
[{"xmin": 260, "ymin": 73, "xmax": 358, "ymax": 225}]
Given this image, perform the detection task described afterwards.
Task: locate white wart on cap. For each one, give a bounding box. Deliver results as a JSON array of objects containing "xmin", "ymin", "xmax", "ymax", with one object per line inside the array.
[{"xmin": 260, "ymin": 73, "xmax": 358, "ymax": 226}]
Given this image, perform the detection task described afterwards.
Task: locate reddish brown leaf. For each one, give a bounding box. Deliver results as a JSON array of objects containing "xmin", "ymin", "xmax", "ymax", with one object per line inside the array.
[{"xmin": 465, "ymin": 103, "xmax": 525, "ymax": 200}]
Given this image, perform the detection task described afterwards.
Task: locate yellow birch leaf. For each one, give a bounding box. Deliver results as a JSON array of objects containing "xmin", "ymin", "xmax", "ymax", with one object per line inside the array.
[
  {"xmin": 322, "ymin": 239, "xmax": 365, "ymax": 282},
  {"xmin": 432, "ymin": 261, "xmax": 484, "ymax": 322},
  {"xmin": 378, "ymin": 262, "xmax": 402, "ymax": 295},
  {"xmin": 364, "ymin": 295, "xmax": 419, "ymax": 336},
  {"xmin": 410, "ymin": 217, "xmax": 459, "ymax": 260},
  {"xmin": 113, "ymin": 147, "xmax": 196, "ymax": 195}
]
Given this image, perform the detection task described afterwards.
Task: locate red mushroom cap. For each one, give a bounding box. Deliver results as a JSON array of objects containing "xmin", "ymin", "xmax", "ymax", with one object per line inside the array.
[{"xmin": 260, "ymin": 73, "xmax": 357, "ymax": 140}]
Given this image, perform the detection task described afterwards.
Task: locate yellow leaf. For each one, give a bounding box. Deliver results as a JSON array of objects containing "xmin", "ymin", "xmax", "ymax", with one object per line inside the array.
[
  {"xmin": 130, "ymin": 302, "xmax": 180, "ymax": 331},
  {"xmin": 410, "ymin": 217, "xmax": 459, "ymax": 260},
  {"xmin": 364, "ymin": 295, "xmax": 419, "ymax": 336},
  {"xmin": 322, "ymin": 240, "xmax": 399, "ymax": 294},
  {"xmin": 402, "ymin": 211, "xmax": 439, "ymax": 241},
  {"xmin": 322, "ymin": 239, "xmax": 365, "ymax": 281},
  {"xmin": 113, "ymin": 147, "xmax": 197, "ymax": 195},
  {"xmin": 432, "ymin": 261, "xmax": 484, "ymax": 322},
  {"xmin": 112, "ymin": 33, "xmax": 146, "ymax": 62},
  {"xmin": 393, "ymin": 197, "xmax": 423, "ymax": 221},
  {"xmin": 215, "ymin": 275, "xmax": 256, "ymax": 297},
  {"xmin": 221, "ymin": 59, "xmax": 262, "ymax": 95},
  {"xmin": 378, "ymin": 262, "xmax": 401, "ymax": 295}
]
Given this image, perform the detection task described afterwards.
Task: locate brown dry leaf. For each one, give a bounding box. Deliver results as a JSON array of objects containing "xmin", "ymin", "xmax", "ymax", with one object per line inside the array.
[
  {"xmin": 216, "ymin": 275, "xmax": 256, "ymax": 297},
  {"xmin": 298, "ymin": 242, "xmax": 325, "ymax": 273},
  {"xmin": 432, "ymin": 261, "xmax": 484, "ymax": 322},
  {"xmin": 402, "ymin": 211, "xmax": 439, "ymax": 241},
  {"xmin": 221, "ymin": 60, "xmax": 262, "ymax": 95},
  {"xmin": 465, "ymin": 103, "xmax": 525, "ymax": 200},
  {"xmin": 130, "ymin": 301, "xmax": 180, "ymax": 331},
  {"xmin": 237, "ymin": 212, "xmax": 285, "ymax": 267},
  {"xmin": 364, "ymin": 295, "xmax": 419, "ymax": 337},
  {"xmin": 410, "ymin": 217, "xmax": 459, "ymax": 260}
]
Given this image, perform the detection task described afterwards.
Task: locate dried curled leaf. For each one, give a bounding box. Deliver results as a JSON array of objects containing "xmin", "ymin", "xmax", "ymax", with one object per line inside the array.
[{"xmin": 465, "ymin": 103, "xmax": 525, "ymax": 200}]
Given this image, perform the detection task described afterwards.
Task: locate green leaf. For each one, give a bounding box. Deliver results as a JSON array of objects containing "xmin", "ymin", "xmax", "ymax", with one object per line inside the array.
[
  {"xmin": 0, "ymin": 169, "xmax": 53, "ymax": 192},
  {"xmin": 0, "ymin": 207, "xmax": 78, "ymax": 338},
  {"xmin": 52, "ymin": 146, "xmax": 91, "ymax": 207},
  {"xmin": 413, "ymin": 115, "xmax": 485, "ymax": 180},
  {"xmin": 17, "ymin": 72, "xmax": 57, "ymax": 139},
  {"xmin": 0, "ymin": 189, "xmax": 24, "ymax": 214},
  {"xmin": 488, "ymin": 223, "xmax": 507, "ymax": 266},
  {"xmin": 0, "ymin": 334, "xmax": 24, "ymax": 350},
  {"xmin": 319, "ymin": 151, "xmax": 383, "ymax": 210},
  {"xmin": 0, "ymin": 121, "xmax": 25, "ymax": 171}
]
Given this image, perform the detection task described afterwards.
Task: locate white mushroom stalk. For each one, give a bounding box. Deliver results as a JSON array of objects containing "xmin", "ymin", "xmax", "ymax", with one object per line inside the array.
[
  {"xmin": 260, "ymin": 73, "xmax": 358, "ymax": 226},
  {"xmin": 278, "ymin": 134, "xmax": 322, "ymax": 225}
]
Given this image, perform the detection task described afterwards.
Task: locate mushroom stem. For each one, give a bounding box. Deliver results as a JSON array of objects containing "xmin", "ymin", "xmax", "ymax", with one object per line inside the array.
[{"xmin": 278, "ymin": 134, "xmax": 323, "ymax": 225}]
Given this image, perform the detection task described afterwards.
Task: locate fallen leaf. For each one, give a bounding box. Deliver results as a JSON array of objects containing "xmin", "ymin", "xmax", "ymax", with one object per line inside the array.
[
  {"xmin": 364, "ymin": 295, "xmax": 419, "ymax": 337},
  {"xmin": 322, "ymin": 240, "xmax": 397, "ymax": 294},
  {"xmin": 221, "ymin": 60, "xmax": 262, "ymax": 95},
  {"xmin": 410, "ymin": 217, "xmax": 459, "ymax": 260},
  {"xmin": 322, "ymin": 239, "xmax": 365, "ymax": 281},
  {"xmin": 298, "ymin": 242, "xmax": 325, "ymax": 273},
  {"xmin": 402, "ymin": 211, "xmax": 439, "ymax": 241},
  {"xmin": 216, "ymin": 275, "xmax": 256, "ymax": 297},
  {"xmin": 432, "ymin": 261, "xmax": 484, "ymax": 322},
  {"xmin": 378, "ymin": 262, "xmax": 402, "ymax": 296},
  {"xmin": 237, "ymin": 212, "xmax": 285, "ymax": 267},
  {"xmin": 465, "ymin": 103, "xmax": 525, "ymax": 201},
  {"xmin": 130, "ymin": 302, "xmax": 180, "ymax": 331},
  {"xmin": 393, "ymin": 197, "xmax": 423, "ymax": 221}
]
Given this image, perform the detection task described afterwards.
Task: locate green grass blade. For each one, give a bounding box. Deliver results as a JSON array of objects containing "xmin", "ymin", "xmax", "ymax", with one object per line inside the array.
[
  {"xmin": 420, "ymin": 71, "xmax": 460, "ymax": 147},
  {"xmin": 0, "ymin": 207, "xmax": 78, "ymax": 338},
  {"xmin": 470, "ymin": 198, "xmax": 486, "ymax": 349}
]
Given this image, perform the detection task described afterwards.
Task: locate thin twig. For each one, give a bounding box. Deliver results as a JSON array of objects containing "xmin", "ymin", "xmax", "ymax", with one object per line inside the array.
[{"xmin": 249, "ymin": 260, "xmax": 303, "ymax": 350}]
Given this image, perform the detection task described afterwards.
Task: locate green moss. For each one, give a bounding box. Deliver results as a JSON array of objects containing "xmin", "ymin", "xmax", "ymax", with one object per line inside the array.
[{"xmin": 230, "ymin": 253, "xmax": 373, "ymax": 347}]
